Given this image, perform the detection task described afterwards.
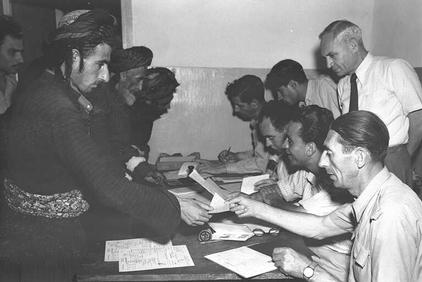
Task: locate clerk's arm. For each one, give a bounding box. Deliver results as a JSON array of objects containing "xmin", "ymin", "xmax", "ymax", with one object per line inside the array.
[{"xmin": 228, "ymin": 195, "xmax": 352, "ymax": 239}]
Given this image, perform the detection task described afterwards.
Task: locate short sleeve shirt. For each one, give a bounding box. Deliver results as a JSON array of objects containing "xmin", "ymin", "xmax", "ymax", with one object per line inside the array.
[
  {"xmin": 305, "ymin": 76, "xmax": 341, "ymax": 119},
  {"xmin": 337, "ymin": 54, "xmax": 422, "ymax": 146}
]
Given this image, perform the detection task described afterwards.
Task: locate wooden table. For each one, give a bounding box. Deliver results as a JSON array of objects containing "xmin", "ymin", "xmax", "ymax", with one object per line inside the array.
[{"xmin": 77, "ymin": 214, "xmax": 311, "ymax": 282}]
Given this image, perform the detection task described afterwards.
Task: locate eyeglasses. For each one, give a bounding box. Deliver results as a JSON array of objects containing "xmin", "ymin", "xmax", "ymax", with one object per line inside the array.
[{"xmin": 252, "ymin": 227, "xmax": 280, "ymax": 237}]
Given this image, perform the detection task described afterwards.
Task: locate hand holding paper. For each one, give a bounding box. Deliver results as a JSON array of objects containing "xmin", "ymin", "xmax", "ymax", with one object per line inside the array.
[{"xmin": 241, "ymin": 174, "xmax": 270, "ymax": 195}]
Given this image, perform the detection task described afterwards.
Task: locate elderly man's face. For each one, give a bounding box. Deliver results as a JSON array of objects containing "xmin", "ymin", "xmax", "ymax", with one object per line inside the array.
[
  {"xmin": 282, "ymin": 121, "xmax": 308, "ymax": 169},
  {"xmin": 259, "ymin": 117, "xmax": 287, "ymax": 155},
  {"xmin": 320, "ymin": 33, "xmax": 356, "ymax": 78},
  {"xmin": 71, "ymin": 43, "xmax": 111, "ymax": 94},
  {"xmin": 0, "ymin": 35, "xmax": 24, "ymax": 75},
  {"xmin": 319, "ymin": 130, "xmax": 358, "ymax": 195},
  {"xmin": 122, "ymin": 66, "xmax": 148, "ymax": 94}
]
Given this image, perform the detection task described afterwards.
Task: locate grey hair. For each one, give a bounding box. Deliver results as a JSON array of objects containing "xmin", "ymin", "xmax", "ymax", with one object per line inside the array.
[{"xmin": 319, "ymin": 20, "xmax": 364, "ymax": 47}]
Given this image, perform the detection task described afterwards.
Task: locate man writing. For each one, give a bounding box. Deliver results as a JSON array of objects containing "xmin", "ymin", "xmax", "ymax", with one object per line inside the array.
[
  {"xmin": 319, "ymin": 19, "xmax": 422, "ymax": 186},
  {"xmin": 229, "ymin": 111, "xmax": 422, "ymax": 281},
  {"xmin": 198, "ymin": 75, "xmax": 275, "ymax": 174}
]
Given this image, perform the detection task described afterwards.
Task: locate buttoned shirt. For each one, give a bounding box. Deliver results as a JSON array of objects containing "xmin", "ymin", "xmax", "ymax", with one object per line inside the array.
[
  {"xmin": 275, "ymin": 165, "xmax": 352, "ymax": 280},
  {"xmin": 338, "ymin": 53, "xmax": 422, "ymax": 146},
  {"xmin": 327, "ymin": 168, "xmax": 422, "ymax": 281},
  {"xmin": 0, "ymin": 73, "xmax": 18, "ymax": 114},
  {"xmin": 304, "ymin": 76, "xmax": 341, "ymax": 118}
]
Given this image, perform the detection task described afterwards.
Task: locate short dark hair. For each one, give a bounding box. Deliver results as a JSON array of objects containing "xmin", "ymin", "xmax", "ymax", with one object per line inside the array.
[
  {"xmin": 331, "ymin": 110, "xmax": 389, "ymax": 162},
  {"xmin": 258, "ymin": 100, "xmax": 298, "ymax": 132},
  {"xmin": 225, "ymin": 75, "xmax": 265, "ymax": 103},
  {"xmin": 141, "ymin": 67, "xmax": 180, "ymax": 99},
  {"xmin": 293, "ymin": 105, "xmax": 334, "ymax": 151},
  {"xmin": 0, "ymin": 15, "xmax": 23, "ymax": 45},
  {"xmin": 265, "ymin": 59, "xmax": 307, "ymax": 94}
]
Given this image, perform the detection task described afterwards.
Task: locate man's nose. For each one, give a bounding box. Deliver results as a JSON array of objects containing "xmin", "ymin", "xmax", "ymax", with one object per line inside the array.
[
  {"xmin": 15, "ymin": 52, "xmax": 24, "ymax": 64},
  {"xmin": 100, "ymin": 65, "xmax": 110, "ymax": 82},
  {"xmin": 319, "ymin": 151, "xmax": 328, "ymax": 168}
]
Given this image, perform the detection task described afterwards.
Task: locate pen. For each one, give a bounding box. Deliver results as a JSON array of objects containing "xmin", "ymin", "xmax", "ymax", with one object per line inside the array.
[{"xmin": 226, "ymin": 146, "xmax": 231, "ymax": 154}]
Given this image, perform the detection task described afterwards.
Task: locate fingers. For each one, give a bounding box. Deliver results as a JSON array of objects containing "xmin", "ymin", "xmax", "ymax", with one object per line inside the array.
[{"xmin": 195, "ymin": 200, "xmax": 213, "ymax": 211}]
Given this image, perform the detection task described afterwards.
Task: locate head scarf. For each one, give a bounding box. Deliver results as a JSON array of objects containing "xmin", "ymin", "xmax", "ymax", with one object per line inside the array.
[
  {"xmin": 53, "ymin": 9, "xmax": 117, "ymax": 41},
  {"xmin": 110, "ymin": 46, "xmax": 153, "ymax": 73},
  {"xmin": 57, "ymin": 10, "xmax": 90, "ymax": 28}
]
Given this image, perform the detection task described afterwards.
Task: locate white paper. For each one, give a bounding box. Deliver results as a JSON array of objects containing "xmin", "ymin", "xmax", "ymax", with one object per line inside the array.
[
  {"xmin": 241, "ymin": 174, "xmax": 270, "ymax": 195},
  {"xmin": 205, "ymin": 246, "xmax": 277, "ymax": 278},
  {"xmin": 177, "ymin": 162, "xmax": 198, "ymax": 177},
  {"xmin": 208, "ymin": 222, "xmax": 254, "ymax": 241},
  {"xmin": 209, "ymin": 193, "xmax": 230, "ymax": 214},
  {"xmin": 104, "ymin": 238, "xmax": 172, "ymax": 262},
  {"xmin": 189, "ymin": 169, "xmax": 229, "ymax": 199},
  {"xmin": 118, "ymin": 245, "xmax": 195, "ymax": 272}
]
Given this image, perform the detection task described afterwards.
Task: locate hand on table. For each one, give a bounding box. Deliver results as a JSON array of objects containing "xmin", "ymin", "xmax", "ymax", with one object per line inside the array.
[
  {"xmin": 273, "ymin": 247, "xmax": 312, "ymax": 278},
  {"xmin": 177, "ymin": 197, "xmax": 213, "ymax": 226},
  {"xmin": 217, "ymin": 149, "xmax": 239, "ymax": 163},
  {"xmin": 144, "ymin": 169, "xmax": 167, "ymax": 186}
]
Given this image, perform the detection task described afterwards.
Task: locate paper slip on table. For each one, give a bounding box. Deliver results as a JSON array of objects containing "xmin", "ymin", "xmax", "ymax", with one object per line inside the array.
[{"xmin": 76, "ymin": 220, "xmax": 313, "ymax": 282}]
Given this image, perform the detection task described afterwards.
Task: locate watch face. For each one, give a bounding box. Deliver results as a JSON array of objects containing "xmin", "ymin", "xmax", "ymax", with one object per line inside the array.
[{"xmin": 303, "ymin": 266, "xmax": 314, "ymax": 278}]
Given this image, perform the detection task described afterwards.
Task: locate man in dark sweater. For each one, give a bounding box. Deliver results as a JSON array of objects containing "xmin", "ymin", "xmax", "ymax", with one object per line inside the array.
[{"xmin": 0, "ymin": 9, "xmax": 210, "ymax": 281}]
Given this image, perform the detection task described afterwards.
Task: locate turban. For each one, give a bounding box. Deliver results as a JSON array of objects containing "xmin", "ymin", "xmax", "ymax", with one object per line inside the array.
[
  {"xmin": 54, "ymin": 9, "xmax": 116, "ymax": 41},
  {"xmin": 110, "ymin": 46, "xmax": 153, "ymax": 73},
  {"xmin": 57, "ymin": 10, "xmax": 90, "ymax": 28}
]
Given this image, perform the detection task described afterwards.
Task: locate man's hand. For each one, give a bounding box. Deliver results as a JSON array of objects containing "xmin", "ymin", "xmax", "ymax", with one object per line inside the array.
[
  {"xmin": 273, "ymin": 247, "xmax": 312, "ymax": 278},
  {"xmin": 227, "ymin": 194, "xmax": 265, "ymax": 218},
  {"xmin": 196, "ymin": 160, "xmax": 227, "ymax": 175},
  {"xmin": 218, "ymin": 149, "xmax": 239, "ymax": 163},
  {"xmin": 254, "ymin": 178, "xmax": 277, "ymax": 190},
  {"xmin": 144, "ymin": 170, "xmax": 167, "ymax": 186},
  {"xmin": 177, "ymin": 197, "xmax": 213, "ymax": 226}
]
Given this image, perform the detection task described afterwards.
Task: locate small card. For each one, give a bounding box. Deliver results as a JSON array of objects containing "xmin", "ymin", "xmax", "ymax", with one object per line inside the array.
[{"xmin": 241, "ymin": 174, "xmax": 270, "ymax": 195}]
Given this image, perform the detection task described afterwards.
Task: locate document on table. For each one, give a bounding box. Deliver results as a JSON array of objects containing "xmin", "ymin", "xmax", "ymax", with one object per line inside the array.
[
  {"xmin": 118, "ymin": 245, "xmax": 195, "ymax": 272},
  {"xmin": 241, "ymin": 174, "xmax": 270, "ymax": 195},
  {"xmin": 178, "ymin": 162, "xmax": 198, "ymax": 177},
  {"xmin": 104, "ymin": 238, "xmax": 173, "ymax": 262},
  {"xmin": 208, "ymin": 222, "xmax": 255, "ymax": 241},
  {"xmin": 205, "ymin": 246, "xmax": 277, "ymax": 278}
]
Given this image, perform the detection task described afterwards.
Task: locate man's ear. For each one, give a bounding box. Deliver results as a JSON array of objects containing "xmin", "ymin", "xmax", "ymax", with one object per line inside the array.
[
  {"xmin": 305, "ymin": 142, "xmax": 316, "ymax": 157},
  {"xmin": 287, "ymin": 80, "xmax": 298, "ymax": 89},
  {"xmin": 348, "ymin": 38, "xmax": 359, "ymax": 53},
  {"xmin": 71, "ymin": 49, "xmax": 81, "ymax": 69},
  {"xmin": 354, "ymin": 147, "xmax": 368, "ymax": 169}
]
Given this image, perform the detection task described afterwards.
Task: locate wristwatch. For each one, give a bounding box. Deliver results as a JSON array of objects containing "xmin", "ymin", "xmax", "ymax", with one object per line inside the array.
[{"xmin": 303, "ymin": 261, "xmax": 318, "ymax": 280}]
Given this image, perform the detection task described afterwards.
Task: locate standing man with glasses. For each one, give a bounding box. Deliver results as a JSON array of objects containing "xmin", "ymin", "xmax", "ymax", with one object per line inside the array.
[{"xmin": 319, "ymin": 19, "xmax": 422, "ymax": 187}]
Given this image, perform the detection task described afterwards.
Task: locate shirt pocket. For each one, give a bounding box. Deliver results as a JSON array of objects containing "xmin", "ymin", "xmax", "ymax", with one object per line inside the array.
[{"xmin": 353, "ymin": 240, "xmax": 370, "ymax": 269}]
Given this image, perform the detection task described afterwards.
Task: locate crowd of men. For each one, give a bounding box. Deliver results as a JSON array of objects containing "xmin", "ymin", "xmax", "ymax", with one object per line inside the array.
[{"xmin": 0, "ymin": 8, "xmax": 421, "ymax": 282}]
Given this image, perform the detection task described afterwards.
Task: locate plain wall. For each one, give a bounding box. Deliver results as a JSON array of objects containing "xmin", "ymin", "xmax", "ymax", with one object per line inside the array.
[
  {"xmin": 371, "ymin": 0, "xmax": 422, "ymax": 66},
  {"xmin": 121, "ymin": 0, "xmax": 379, "ymax": 162}
]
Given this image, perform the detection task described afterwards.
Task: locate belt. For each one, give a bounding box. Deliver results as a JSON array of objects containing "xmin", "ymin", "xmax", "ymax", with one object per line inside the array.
[{"xmin": 3, "ymin": 178, "xmax": 89, "ymax": 219}]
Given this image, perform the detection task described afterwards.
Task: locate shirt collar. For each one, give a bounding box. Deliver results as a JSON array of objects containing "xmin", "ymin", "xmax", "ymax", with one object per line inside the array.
[
  {"xmin": 355, "ymin": 52, "xmax": 373, "ymax": 87},
  {"xmin": 352, "ymin": 167, "xmax": 391, "ymax": 222}
]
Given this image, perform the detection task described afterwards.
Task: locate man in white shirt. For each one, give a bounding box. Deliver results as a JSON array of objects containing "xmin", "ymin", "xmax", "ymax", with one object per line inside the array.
[
  {"xmin": 265, "ymin": 59, "xmax": 341, "ymax": 118},
  {"xmin": 319, "ymin": 19, "xmax": 422, "ymax": 186},
  {"xmin": 198, "ymin": 75, "xmax": 272, "ymax": 174},
  {"xmin": 0, "ymin": 15, "xmax": 24, "ymax": 115},
  {"xmin": 253, "ymin": 103, "xmax": 352, "ymax": 281}
]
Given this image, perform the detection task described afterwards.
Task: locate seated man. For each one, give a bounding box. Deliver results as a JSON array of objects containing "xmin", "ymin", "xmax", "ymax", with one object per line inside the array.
[
  {"xmin": 265, "ymin": 59, "xmax": 340, "ymax": 118},
  {"xmin": 198, "ymin": 75, "xmax": 276, "ymax": 175},
  {"xmin": 252, "ymin": 103, "xmax": 352, "ymax": 281},
  {"xmin": 229, "ymin": 111, "xmax": 422, "ymax": 281}
]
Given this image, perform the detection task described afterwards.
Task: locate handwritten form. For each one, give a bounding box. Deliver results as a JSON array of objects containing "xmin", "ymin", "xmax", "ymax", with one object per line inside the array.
[
  {"xmin": 205, "ymin": 246, "xmax": 277, "ymax": 278},
  {"xmin": 104, "ymin": 238, "xmax": 194, "ymax": 272}
]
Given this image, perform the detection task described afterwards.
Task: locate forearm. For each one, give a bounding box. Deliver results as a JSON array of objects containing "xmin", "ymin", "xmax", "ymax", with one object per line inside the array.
[
  {"xmin": 254, "ymin": 203, "xmax": 339, "ymax": 239},
  {"xmin": 309, "ymin": 265, "xmax": 340, "ymax": 282}
]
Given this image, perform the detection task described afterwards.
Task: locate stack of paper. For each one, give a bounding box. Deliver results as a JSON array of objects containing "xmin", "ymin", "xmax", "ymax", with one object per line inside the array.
[
  {"xmin": 205, "ymin": 246, "xmax": 277, "ymax": 278},
  {"xmin": 208, "ymin": 222, "xmax": 255, "ymax": 241},
  {"xmin": 104, "ymin": 238, "xmax": 194, "ymax": 272}
]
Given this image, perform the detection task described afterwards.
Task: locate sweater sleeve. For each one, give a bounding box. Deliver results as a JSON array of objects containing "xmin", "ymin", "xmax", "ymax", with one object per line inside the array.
[{"xmin": 51, "ymin": 104, "xmax": 181, "ymax": 237}]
